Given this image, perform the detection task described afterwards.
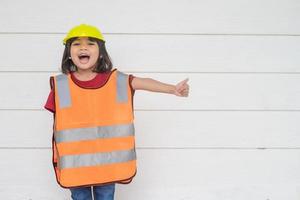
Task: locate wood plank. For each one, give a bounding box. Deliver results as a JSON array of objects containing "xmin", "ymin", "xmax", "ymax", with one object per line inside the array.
[
  {"xmin": 0, "ymin": 73, "xmax": 299, "ymax": 110},
  {"xmin": 1, "ymin": 0, "xmax": 300, "ymax": 34},
  {"xmin": 0, "ymin": 149, "xmax": 299, "ymax": 199},
  {"xmin": 0, "ymin": 110, "xmax": 299, "ymax": 148},
  {"xmin": 1, "ymin": 34, "xmax": 300, "ymax": 72}
]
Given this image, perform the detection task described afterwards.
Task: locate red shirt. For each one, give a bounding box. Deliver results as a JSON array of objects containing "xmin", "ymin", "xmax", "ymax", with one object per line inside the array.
[{"xmin": 44, "ymin": 70, "xmax": 135, "ymax": 113}]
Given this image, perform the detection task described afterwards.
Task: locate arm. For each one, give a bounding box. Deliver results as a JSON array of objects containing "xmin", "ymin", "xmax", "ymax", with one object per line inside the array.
[{"xmin": 131, "ymin": 77, "xmax": 189, "ymax": 97}]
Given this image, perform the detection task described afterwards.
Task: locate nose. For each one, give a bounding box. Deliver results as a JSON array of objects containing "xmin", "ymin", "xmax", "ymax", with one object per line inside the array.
[{"xmin": 79, "ymin": 43, "xmax": 88, "ymax": 50}]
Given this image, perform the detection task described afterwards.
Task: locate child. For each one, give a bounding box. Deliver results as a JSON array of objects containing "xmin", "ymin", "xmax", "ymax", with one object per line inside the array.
[{"xmin": 44, "ymin": 24, "xmax": 189, "ymax": 200}]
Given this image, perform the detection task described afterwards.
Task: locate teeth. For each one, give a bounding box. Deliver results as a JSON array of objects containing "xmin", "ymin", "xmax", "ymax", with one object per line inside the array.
[{"xmin": 79, "ymin": 54, "xmax": 89, "ymax": 56}]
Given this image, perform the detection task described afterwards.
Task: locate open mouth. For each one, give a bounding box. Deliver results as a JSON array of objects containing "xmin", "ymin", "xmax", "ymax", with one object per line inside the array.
[{"xmin": 78, "ymin": 54, "xmax": 90, "ymax": 64}]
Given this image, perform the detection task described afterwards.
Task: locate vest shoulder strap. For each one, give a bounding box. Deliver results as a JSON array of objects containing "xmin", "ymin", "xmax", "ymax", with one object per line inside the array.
[
  {"xmin": 55, "ymin": 74, "xmax": 71, "ymax": 108},
  {"xmin": 116, "ymin": 71, "xmax": 129, "ymax": 103}
]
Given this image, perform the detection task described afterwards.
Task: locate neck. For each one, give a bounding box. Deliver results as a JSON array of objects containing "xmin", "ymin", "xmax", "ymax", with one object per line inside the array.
[{"xmin": 73, "ymin": 69, "xmax": 97, "ymax": 81}]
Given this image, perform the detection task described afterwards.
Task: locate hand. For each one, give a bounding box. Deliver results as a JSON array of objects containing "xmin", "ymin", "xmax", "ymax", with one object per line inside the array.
[{"xmin": 174, "ymin": 78, "xmax": 190, "ymax": 97}]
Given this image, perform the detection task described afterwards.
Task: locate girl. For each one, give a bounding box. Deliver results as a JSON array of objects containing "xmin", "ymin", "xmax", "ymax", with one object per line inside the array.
[{"xmin": 44, "ymin": 24, "xmax": 189, "ymax": 200}]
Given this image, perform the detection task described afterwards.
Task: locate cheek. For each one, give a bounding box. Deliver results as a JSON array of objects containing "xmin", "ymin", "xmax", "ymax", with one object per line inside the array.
[
  {"xmin": 70, "ymin": 48, "xmax": 77, "ymax": 58},
  {"xmin": 91, "ymin": 48, "xmax": 100, "ymax": 60}
]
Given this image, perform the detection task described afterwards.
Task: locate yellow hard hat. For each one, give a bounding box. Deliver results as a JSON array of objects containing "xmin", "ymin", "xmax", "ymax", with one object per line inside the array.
[{"xmin": 63, "ymin": 24, "xmax": 105, "ymax": 44}]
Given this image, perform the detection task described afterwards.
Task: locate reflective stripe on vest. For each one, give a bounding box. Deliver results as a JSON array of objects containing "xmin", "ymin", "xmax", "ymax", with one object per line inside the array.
[
  {"xmin": 53, "ymin": 69, "xmax": 136, "ymax": 188},
  {"xmin": 116, "ymin": 71, "xmax": 128, "ymax": 103},
  {"xmin": 56, "ymin": 74, "xmax": 72, "ymax": 108},
  {"xmin": 59, "ymin": 149, "xmax": 136, "ymax": 169},
  {"xmin": 55, "ymin": 123, "xmax": 134, "ymax": 143}
]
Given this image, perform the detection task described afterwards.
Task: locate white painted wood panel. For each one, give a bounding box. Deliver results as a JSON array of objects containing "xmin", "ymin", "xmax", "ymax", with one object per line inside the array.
[
  {"xmin": 0, "ymin": 149, "xmax": 299, "ymax": 199},
  {"xmin": 1, "ymin": 0, "xmax": 299, "ymax": 199},
  {"xmin": 2, "ymin": 0, "xmax": 300, "ymax": 34},
  {"xmin": 1, "ymin": 34, "xmax": 299, "ymax": 72},
  {"xmin": 0, "ymin": 110, "xmax": 299, "ymax": 148},
  {"xmin": 0, "ymin": 72, "xmax": 299, "ymax": 110}
]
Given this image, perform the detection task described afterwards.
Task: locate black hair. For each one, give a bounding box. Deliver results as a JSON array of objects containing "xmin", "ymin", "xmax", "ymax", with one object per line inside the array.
[{"xmin": 61, "ymin": 37, "xmax": 113, "ymax": 74}]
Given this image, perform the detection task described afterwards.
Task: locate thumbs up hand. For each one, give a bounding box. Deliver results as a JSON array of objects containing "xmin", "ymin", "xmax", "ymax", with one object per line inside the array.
[{"xmin": 174, "ymin": 78, "xmax": 190, "ymax": 97}]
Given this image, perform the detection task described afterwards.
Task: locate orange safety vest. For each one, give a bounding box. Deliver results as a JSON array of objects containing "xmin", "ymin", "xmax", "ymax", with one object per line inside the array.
[{"xmin": 51, "ymin": 69, "xmax": 137, "ymax": 188}]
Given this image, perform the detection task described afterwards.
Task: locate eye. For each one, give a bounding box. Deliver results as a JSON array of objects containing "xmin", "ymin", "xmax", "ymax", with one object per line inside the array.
[
  {"xmin": 72, "ymin": 43, "xmax": 80, "ymax": 46},
  {"xmin": 88, "ymin": 42, "xmax": 96, "ymax": 45}
]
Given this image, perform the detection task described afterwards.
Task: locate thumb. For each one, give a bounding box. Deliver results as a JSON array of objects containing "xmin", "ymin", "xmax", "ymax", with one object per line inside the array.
[
  {"xmin": 176, "ymin": 78, "xmax": 189, "ymax": 89},
  {"xmin": 180, "ymin": 78, "xmax": 189, "ymax": 85}
]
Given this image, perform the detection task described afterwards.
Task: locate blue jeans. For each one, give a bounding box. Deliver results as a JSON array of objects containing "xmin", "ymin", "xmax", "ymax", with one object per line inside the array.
[{"xmin": 70, "ymin": 184, "xmax": 115, "ymax": 200}]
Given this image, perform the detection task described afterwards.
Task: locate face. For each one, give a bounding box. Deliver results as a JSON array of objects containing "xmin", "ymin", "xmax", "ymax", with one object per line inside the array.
[{"xmin": 70, "ymin": 37, "xmax": 100, "ymax": 72}]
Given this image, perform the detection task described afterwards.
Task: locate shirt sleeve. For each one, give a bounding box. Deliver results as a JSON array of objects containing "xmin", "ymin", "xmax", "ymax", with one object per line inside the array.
[
  {"xmin": 129, "ymin": 74, "xmax": 135, "ymax": 96},
  {"xmin": 44, "ymin": 89, "xmax": 55, "ymax": 113},
  {"xmin": 44, "ymin": 76, "xmax": 56, "ymax": 113}
]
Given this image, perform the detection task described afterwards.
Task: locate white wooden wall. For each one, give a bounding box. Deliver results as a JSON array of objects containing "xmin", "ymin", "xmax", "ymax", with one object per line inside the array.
[{"xmin": 1, "ymin": 0, "xmax": 300, "ymax": 199}]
